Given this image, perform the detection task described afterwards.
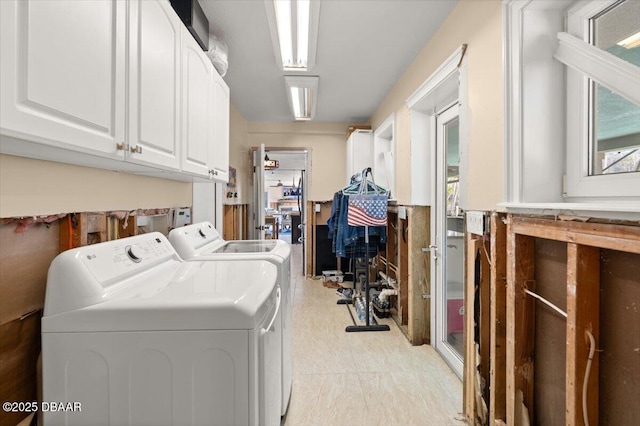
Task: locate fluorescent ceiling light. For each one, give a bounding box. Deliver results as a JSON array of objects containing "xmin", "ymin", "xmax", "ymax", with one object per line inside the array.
[
  {"xmin": 617, "ymin": 31, "xmax": 640, "ymax": 49},
  {"xmin": 265, "ymin": 0, "xmax": 320, "ymax": 71},
  {"xmin": 296, "ymin": 0, "xmax": 310, "ymax": 68},
  {"xmin": 285, "ymin": 76, "xmax": 318, "ymax": 121},
  {"xmin": 274, "ymin": 0, "xmax": 293, "ymax": 67}
]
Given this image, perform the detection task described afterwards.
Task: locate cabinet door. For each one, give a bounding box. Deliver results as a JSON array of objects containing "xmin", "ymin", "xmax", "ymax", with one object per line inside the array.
[
  {"xmin": 346, "ymin": 136, "xmax": 354, "ymax": 182},
  {"xmin": 181, "ymin": 27, "xmax": 213, "ymax": 178},
  {"xmin": 349, "ymin": 131, "xmax": 374, "ymax": 179},
  {"xmin": 0, "ymin": 0, "xmax": 126, "ymax": 158},
  {"xmin": 210, "ymin": 70, "xmax": 230, "ymax": 182},
  {"xmin": 128, "ymin": 0, "xmax": 181, "ymax": 170}
]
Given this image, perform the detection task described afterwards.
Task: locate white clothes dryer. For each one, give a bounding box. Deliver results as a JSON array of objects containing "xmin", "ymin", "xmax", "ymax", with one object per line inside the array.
[
  {"xmin": 42, "ymin": 232, "xmax": 281, "ymax": 426},
  {"xmin": 168, "ymin": 221, "xmax": 293, "ymax": 416}
]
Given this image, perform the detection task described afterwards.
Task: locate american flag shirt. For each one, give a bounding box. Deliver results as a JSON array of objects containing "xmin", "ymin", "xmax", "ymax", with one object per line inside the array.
[{"xmin": 347, "ymin": 194, "xmax": 387, "ymax": 226}]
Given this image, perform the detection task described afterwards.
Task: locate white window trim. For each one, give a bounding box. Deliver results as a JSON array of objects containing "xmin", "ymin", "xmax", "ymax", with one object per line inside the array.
[
  {"xmin": 502, "ymin": 0, "xmax": 640, "ymax": 219},
  {"xmin": 406, "ymin": 45, "xmax": 468, "ymax": 208},
  {"xmin": 560, "ymin": 1, "xmax": 640, "ymax": 199},
  {"xmin": 373, "ymin": 113, "xmax": 396, "ymax": 199}
]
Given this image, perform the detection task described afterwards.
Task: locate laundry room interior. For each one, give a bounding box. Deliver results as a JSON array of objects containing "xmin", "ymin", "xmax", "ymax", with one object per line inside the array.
[{"xmin": 1, "ymin": 1, "xmax": 639, "ymax": 425}]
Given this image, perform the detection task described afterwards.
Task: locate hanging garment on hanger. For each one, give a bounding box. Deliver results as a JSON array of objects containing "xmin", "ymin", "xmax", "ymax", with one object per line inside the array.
[{"xmin": 327, "ymin": 168, "xmax": 389, "ymax": 259}]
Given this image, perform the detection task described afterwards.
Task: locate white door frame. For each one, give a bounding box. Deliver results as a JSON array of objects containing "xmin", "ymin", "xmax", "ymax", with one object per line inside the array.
[
  {"xmin": 434, "ymin": 102, "xmax": 463, "ymax": 377},
  {"xmin": 251, "ymin": 147, "xmax": 311, "ymax": 275},
  {"xmin": 406, "ymin": 45, "xmax": 468, "ymax": 378},
  {"xmin": 252, "ymin": 144, "xmax": 266, "ymax": 239}
]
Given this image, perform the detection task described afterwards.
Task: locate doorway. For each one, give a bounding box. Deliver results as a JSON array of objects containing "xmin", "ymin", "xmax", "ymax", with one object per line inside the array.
[
  {"xmin": 252, "ymin": 147, "xmax": 310, "ymax": 275},
  {"xmin": 407, "ymin": 45, "xmax": 468, "ymax": 378},
  {"xmin": 434, "ymin": 103, "xmax": 464, "ymax": 376}
]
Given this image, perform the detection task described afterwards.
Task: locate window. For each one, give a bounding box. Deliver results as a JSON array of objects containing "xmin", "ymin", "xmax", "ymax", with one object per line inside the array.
[
  {"xmin": 588, "ymin": 1, "xmax": 640, "ymax": 176},
  {"xmin": 558, "ymin": 0, "xmax": 640, "ymax": 198}
]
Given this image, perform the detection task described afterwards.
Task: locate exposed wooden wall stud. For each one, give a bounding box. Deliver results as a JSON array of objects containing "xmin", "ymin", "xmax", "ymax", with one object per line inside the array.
[
  {"xmin": 566, "ymin": 243, "xmax": 600, "ymax": 426},
  {"xmin": 490, "ymin": 213, "xmax": 507, "ymax": 425}
]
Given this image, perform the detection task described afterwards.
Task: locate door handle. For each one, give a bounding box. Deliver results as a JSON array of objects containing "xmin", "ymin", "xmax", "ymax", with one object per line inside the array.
[{"xmin": 421, "ymin": 245, "xmax": 438, "ymax": 260}]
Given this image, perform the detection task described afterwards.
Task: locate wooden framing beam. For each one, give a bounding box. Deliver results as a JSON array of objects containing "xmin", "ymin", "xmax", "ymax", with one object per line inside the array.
[
  {"xmin": 480, "ymin": 236, "xmax": 491, "ymax": 405},
  {"xmin": 510, "ymin": 217, "xmax": 640, "ymax": 254},
  {"xmin": 506, "ymin": 219, "xmax": 536, "ymax": 425},
  {"xmin": 566, "ymin": 243, "xmax": 600, "ymax": 426},
  {"xmin": 407, "ymin": 206, "xmax": 429, "ymax": 345},
  {"xmin": 223, "ymin": 205, "xmax": 234, "ymax": 240},
  {"xmin": 119, "ymin": 215, "xmax": 138, "ymax": 238},
  {"xmin": 490, "ymin": 213, "xmax": 507, "ymax": 425},
  {"xmin": 59, "ymin": 213, "xmax": 87, "ymax": 251},
  {"xmin": 464, "ymin": 236, "xmax": 481, "ymax": 422},
  {"xmin": 398, "ymin": 216, "xmax": 409, "ymax": 327}
]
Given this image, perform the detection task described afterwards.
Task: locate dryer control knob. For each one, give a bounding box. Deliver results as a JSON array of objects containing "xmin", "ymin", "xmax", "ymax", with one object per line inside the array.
[
  {"xmin": 126, "ymin": 245, "xmax": 144, "ymax": 263},
  {"xmin": 198, "ymin": 228, "xmax": 207, "ymax": 238}
]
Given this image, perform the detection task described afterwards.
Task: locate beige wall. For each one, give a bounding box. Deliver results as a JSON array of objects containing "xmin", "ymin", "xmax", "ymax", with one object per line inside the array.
[
  {"xmin": 0, "ymin": 154, "xmax": 192, "ymax": 217},
  {"xmin": 227, "ymin": 104, "xmax": 251, "ymax": 205},
  {"xmin": 371, "ymin": 0, "xmax": 503, "ymax": 210},
  {"xmin": 247, "ymin": 122, "xmax": 351, "ymax": 201}
]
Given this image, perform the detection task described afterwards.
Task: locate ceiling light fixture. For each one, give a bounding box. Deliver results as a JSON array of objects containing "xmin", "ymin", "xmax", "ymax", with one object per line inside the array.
[
  {"xmin": 265, "ymin": 0, "xmax": 321, "ymax": 71},
  {"xmin": 284, "ymin": 76, "xmax": 318, "ymax": 121},
  {"xmin": 617, "ymin": 31, "xmax": 640, "ymax": 49}
]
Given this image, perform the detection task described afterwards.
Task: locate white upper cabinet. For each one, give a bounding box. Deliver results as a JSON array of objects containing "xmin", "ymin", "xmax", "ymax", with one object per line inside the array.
[
  {"xmin": 127, "ymin": 0, "xmax": 181, "ymax": 170},
  {"xmin": 180, "ymin": 26, "xmax": 213, "ymax": 178},
  {"xmin": 346, "ymin": 130, "xmax": 374, "ymax": 183},
  {"xmin": 210, "ymin": 70, "xmax": 230, "ymax": 183},
  {"xmin": 0, "ymin": 0, "xmax": 126, "ymax": 158},
  {"xmin": 0, "ymin": 0, "xmax": 231, "ymax": 182}
]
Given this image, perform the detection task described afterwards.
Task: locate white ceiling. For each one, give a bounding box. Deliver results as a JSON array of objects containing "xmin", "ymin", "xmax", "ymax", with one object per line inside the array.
[{"xmin": 199, "ymin": 0, "xmax": 458, "ymax": 123}]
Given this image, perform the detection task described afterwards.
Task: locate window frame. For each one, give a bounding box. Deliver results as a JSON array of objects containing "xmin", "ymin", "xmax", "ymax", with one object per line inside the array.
[
  {"xmin": 502, "ymin": 0, "xmax": 640, "ymax": 219},
  {"xmin": 563, "ymin": 0, "xmax": 640, "ymax": 198}
]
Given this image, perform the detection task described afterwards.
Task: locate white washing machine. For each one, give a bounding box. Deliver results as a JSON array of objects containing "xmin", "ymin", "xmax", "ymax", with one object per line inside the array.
[
  {"xmin": 168, "ymin": 221, "xmax": 293, "ymax": 416},
  {"xmin": 42, "ymin": 232, "xmax": 282, "ymax": 426}
]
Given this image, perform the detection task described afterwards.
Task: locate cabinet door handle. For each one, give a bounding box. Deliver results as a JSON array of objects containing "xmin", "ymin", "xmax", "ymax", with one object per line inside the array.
[
  {"xmin": 116, "ymin": 142, "xmax": 127, "ymax": 151},
  {"xmin": 130, "ymin": 145, "xmax": 142, "ymax": 154}
]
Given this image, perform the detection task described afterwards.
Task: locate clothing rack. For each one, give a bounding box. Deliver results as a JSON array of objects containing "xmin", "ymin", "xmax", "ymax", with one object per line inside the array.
[{"xmin": 342, "ymin": 168, "xmax": 390, "ymax": 333}]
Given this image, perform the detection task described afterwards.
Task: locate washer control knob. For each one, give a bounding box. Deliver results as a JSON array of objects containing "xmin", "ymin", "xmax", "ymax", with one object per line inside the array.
[
  {"xmin": 198, "ymin": 228, "xmax": 207, "ymax": 238},
  {"xmin": 126, "ymin": 245, "xmax": 144, "ymax": 263}
]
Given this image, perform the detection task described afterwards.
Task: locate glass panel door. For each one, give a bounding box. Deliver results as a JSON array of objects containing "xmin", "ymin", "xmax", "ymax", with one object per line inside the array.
[{"xmin": 434, "ymin": 103, "xmax": 464, "ymax": 377}]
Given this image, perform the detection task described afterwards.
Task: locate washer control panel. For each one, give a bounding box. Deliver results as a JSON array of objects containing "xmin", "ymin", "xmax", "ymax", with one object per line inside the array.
[
  {"xmin": 79, "ymin": 233, "xmax": 176, "ymax": 286},
  {"xmin": 175, "ymin": 221, "xmax": 220, "ymax": 249}
]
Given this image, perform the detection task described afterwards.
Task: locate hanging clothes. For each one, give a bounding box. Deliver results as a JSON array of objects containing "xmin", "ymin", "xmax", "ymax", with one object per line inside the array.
[{"xmin": 327, "ymin": 171, "xmax": 387, "ymax": 259}]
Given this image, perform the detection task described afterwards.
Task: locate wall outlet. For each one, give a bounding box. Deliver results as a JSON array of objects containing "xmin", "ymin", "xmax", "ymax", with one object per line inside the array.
[
  {"xmin": 466, "ymin": 211, "xmax": 485, "ymax": 236},
  {"xmin": 314, "ymin": 203, "xmax": 321, "ymax": 212},
  {"xmin": 398, "ymin": 206, "xmax": 407, "ymax": 220}
]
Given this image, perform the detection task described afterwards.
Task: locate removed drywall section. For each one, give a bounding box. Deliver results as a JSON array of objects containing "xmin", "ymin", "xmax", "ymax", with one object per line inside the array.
[
  {"xmin": 0, "ymin": 154, "xmax": 191, "ymax": 217},
  {"xmin": 0, "ymin": 222, "xmax": 59, "ymax": 325},
  {"xmin": 0, "ymin": 312, "xmax": 40, "ymax": 426},
  {"xmin": 599, "ymin": 249, "xmax": 640, "ymax": 425},
  {"xmin": 533, "ymin": 238, "xmax": 567, "ymax": 426}
]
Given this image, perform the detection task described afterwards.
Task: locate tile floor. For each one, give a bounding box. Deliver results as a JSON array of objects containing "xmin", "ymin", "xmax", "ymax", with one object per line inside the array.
[{"xmin": 282, "ymin": 244, "xmax": 464, "ymax": 426}]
